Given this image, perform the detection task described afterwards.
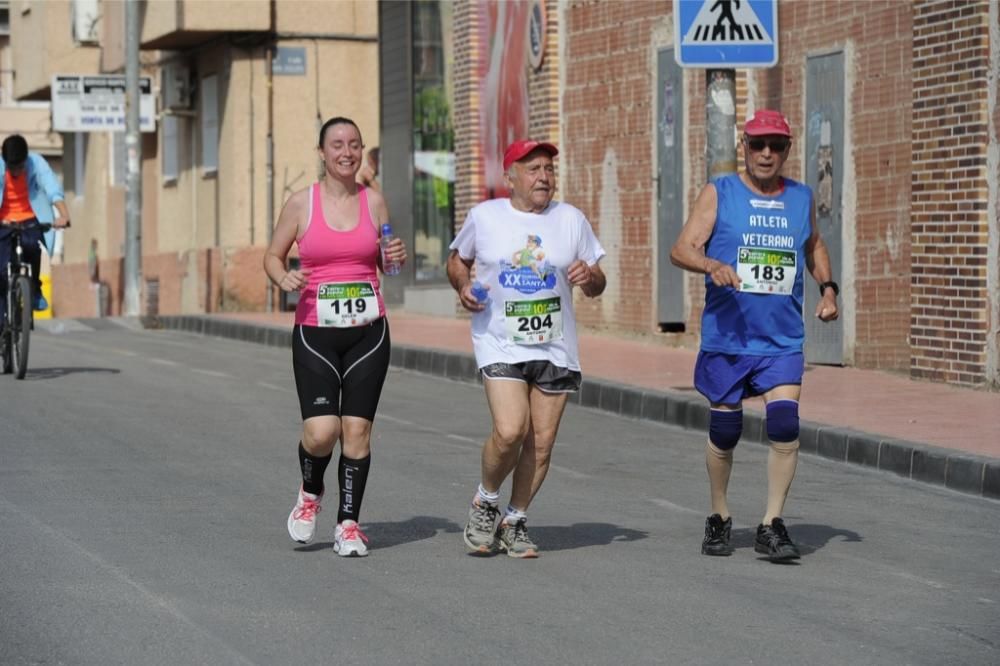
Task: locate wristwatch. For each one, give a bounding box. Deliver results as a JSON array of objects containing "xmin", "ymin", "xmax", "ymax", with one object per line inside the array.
[{"xmin": 819, "ymin": 281, "xmax": 839, "ymax": 297}]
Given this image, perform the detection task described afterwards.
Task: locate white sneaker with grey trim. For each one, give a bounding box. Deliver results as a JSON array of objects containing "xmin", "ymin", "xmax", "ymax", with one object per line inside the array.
[
  {"xmin": 287, "ymin": 487, "xmax": 323, "ymax": 544},
  {"xmin": 334, "ymin": 520, "xmax": 369, "ymax": 557}
]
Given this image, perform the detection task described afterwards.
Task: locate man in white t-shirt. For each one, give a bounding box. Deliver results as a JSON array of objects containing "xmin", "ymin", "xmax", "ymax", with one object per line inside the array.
[{"xmin": 447, "ymin": 139, "xmax": 607, "ymax": 558}]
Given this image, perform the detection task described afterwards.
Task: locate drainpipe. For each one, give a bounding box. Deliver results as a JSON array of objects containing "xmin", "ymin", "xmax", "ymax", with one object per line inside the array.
[
  {"xmin": 248, "ymin": 47, "xmax": 256, "ymax": 247},
  {"xmin": 265, "ymin": 0, "xmax": 276, "ymax": 312}
]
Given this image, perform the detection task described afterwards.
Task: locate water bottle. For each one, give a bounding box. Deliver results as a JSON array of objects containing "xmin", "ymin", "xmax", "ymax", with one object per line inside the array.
[
  {"xmin": 380, "ymin": 224, "xmax": 401, "ymax": 276},
  {"xmin": 471, "ymin": 280, "xmax": 490, "ymax": 305}
]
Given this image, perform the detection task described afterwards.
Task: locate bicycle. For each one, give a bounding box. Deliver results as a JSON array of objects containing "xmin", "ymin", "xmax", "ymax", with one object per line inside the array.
[{"xmin": 1, "ymin": 219, "xmax": 52, "ymax": 379}]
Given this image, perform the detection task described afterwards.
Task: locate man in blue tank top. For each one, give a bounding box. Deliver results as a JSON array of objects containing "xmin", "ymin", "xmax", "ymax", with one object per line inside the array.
[{"xmin": 670, "ymin": 109, "xmax": 839, "ymax": 561}]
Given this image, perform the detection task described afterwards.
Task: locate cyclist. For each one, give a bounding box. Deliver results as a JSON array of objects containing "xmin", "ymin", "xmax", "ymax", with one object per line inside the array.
[{"xmin": 0, "ymin": 134, "xmax": 71, "ymax": 321}]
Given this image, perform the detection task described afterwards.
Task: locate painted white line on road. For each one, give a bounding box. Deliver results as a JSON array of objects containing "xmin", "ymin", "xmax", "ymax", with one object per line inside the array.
[
  {"xmin": 391, "ymin": 424, "xmax": 593, "ymax": 479},
  {"xmin": 649, "ymin": 498, "xmax": 703, "ymax": 515},
  {"xmin": 257, "ymin": 381, "xmax": 290, "ymax": 392},
  {"xmin": 191, "ymin": 368, "xmax": 231, "ymax": 378},
  {"xmin": 113, "ymin": 349, "xmax": 138, "ymax": 357},
  {"xmin": 0, "ymin": 496, "xmax": 258, "ymax": 665},
  {"xmin": 550, "ymin": 463, "xmax": 591, "ymax": 479},
  {"xmin": 891, "ymin": 571, "xmax": 947, "ymax": 590},
  {"xmin": 379, "ymin": 414, "xmax": 414, "ymax": 426},
  {"xmin": 149, "ymin": 358, "xmax": 179, "ymax": 366}
]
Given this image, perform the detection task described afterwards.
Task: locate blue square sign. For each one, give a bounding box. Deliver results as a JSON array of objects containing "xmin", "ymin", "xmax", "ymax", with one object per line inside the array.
[{"xmin": 675, "ymin": 0, "xmax": 778, "ymax": 68}]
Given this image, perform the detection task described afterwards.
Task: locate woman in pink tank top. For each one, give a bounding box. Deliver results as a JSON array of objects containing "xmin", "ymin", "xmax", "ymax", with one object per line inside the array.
[{"xmin": 264, "ymin": 117, "xmax": 407, "ymax": 557}]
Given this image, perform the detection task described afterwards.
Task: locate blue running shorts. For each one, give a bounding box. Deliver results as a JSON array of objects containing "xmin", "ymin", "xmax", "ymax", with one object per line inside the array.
[{"xmin": 694, "ymin": 351, "xmax": 804, "ymax": 406}]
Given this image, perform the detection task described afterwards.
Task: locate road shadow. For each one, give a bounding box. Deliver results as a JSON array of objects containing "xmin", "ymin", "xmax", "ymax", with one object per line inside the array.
[
  {"xmin": 731, "ymin": 523, "xmax": 863, "ymax": 563},
  {"xmin": 792, "ymin": 523, "xmax": 863, "ymax": 553},
  {"xmin": 295, "ymin": 515, "xmax": 461, "ymax": 553},
  {"xmin": 529, "ymin": 522, "xmax": 649, "ymax": 552},
  {"xmin": 23, "ymin": 367, "xmax": 121, "ymax": 381}
]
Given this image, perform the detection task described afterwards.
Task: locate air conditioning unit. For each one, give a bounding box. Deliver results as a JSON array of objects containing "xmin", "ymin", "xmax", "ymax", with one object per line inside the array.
[
  {"xmin": 71, "ymin": 0, "xmax": 99, "ymax": 44},
  {"xmin": 162, "ymin": 63, "xmax": 192, "ymax": 110}
]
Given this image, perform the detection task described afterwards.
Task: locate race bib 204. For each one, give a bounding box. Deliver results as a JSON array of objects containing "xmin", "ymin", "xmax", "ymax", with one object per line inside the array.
[{"xmin": 504, "ymin": 297, "xmax": 563, "ymax": 345}]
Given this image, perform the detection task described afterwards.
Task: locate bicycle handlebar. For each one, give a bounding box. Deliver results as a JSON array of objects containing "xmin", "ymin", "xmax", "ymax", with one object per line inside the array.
[{"xmin": 0, "ymin": 219, "xmax": 56, "ymax": 232}]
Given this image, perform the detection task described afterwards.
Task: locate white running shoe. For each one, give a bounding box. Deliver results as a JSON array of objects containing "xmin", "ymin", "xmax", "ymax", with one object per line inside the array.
[
  {"xmin": 287, "ymin": 487, "xmax": 323, "ymax": 544},
  {"xmin": 334, "ymin": 520, "xmax": 369, "ymax": 557}
]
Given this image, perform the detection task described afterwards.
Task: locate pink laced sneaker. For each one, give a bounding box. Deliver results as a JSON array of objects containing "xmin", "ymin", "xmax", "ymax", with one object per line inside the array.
[
  {"xmin": 334, "ymin": 519, "xmax": 369, "ymax": 557},
  {"xmin": 287, "ymin": 487, "xmax": 323, "ymax": 544}
]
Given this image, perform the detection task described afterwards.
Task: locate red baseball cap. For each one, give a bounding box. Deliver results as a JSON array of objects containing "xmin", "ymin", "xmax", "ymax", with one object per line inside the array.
[
  {"xmin": 744, "ymin": 109, "xmax": 792, "ymax": 137},
  {"xmin": 502, "ymin": 139, "xmax": 558, "ymax": 171}
]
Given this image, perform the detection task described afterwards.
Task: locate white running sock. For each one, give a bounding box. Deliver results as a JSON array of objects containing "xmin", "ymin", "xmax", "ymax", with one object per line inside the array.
[
  {"xmin": 476, "ymin": 484, "xmax": 500, "ymax": 505},
  {"xmin": 504, "ymin": 505, "xmax": 527, "ymax": 524}
]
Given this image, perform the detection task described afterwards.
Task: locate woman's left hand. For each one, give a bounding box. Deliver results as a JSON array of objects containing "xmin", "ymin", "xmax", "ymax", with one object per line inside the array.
[{"xmin": 382, "ymin": 237, "xmax": 407, "ymax": 266}]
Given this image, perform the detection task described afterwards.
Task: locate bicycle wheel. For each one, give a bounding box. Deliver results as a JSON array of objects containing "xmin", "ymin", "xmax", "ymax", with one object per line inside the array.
[
  {"xmin": 1, "ymin": 326, "xmax": 10, "ymax": 374},
  {"xmin": 12, "ymin": 275, "xmax": 31, "ymax": 380}
]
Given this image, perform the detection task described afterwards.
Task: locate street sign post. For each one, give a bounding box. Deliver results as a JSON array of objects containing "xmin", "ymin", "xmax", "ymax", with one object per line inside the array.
[{"xmin": 675, "ymin": 0, "xmax": 779, "ymax": 68}]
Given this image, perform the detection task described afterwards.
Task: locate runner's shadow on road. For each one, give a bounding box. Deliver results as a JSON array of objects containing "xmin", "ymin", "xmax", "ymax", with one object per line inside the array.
[
  {"xmin": 792, "ymin": 523, "xmax": 863, "ymax": 554},
  {"xmin": 295, "ymin": 515, "xmax": 461, "ymax": 553},
  {"xmin": 24, "ymin": 367, "xmax": 121, "ymax": 381},
  {"xmin": 530, "ymin": 523, "xmax": 648, "ymax": 552},
  {"xmin": 730, "ymin": 523, "xmax": 863, "ymax": 561}
]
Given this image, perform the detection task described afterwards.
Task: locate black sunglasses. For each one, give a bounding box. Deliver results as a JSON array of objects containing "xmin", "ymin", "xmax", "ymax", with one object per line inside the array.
[{"xmin": 746, "ymin": 137, "xmax": 790, "ymax": 153}]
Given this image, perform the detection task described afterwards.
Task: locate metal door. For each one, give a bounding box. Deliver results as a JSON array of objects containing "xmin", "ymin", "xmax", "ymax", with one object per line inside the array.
[
  {"xmin": 657, "ymin": 48, "xmax": 685, "ymax": 327},
  {"xmin": 804, "ymin": 51, "xmax": 844, "ymax": 364}
]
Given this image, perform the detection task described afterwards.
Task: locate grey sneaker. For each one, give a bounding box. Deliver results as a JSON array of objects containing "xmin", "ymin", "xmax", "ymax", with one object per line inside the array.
[
  {"xmin": 497, "ymin": 518, "xmax": 539, "ymax": 558},
  {"xmin": 463, "ymin": 498, "xmax": 500, "ymax": 553}
]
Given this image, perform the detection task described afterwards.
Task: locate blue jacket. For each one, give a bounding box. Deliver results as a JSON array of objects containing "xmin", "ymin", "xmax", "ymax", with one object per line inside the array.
[{"xmin": 0, "ymin": 151, "xmax": 65, "ymax": 254}]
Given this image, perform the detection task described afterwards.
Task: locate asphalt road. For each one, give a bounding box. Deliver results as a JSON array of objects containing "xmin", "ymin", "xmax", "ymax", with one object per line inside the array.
[{"xmin": 1, "ymin": 320, "xmax": 997, "ymax": 665}]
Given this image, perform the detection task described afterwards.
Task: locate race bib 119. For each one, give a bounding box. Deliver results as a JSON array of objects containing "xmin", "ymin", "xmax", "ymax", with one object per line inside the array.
[{"xmin": 317, "ymin": 281, "xmax": 379, "ymax": 327}]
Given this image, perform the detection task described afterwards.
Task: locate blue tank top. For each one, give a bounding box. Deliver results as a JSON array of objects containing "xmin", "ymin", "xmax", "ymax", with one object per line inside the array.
[{"xmin": 700, "ymin": 173, "xmax": 813, "ymax": 355}]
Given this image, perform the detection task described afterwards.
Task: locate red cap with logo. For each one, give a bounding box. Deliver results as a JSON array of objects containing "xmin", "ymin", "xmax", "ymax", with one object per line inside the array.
[
  {"xmin": 744, "ymin": 109, "xmax": 792, "ymax": 137},
  {"xmin": 502, "ymin": 139, "xmax": 559, "ymax": 171}
]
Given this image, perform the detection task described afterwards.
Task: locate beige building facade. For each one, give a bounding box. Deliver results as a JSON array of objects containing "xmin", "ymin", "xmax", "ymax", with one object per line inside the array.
[
  {"xmin": 0, "ymin": 0, "xmax": 62, "ymax": 164},
  {"xmin": 9, "ymin": 0, "xmax": 379, "ymax": 316}
]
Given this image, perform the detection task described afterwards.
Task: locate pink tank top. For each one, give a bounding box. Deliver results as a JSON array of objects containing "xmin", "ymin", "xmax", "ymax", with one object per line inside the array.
[{"xmin": 294, "ymin": 183, "xmax": 385, "ymax": 327}]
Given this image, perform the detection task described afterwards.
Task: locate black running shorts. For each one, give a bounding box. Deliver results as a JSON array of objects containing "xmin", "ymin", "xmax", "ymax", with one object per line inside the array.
[
  {"xmin": 480, "ymin": 360, "xmax": 582, "ymax": 393},
  {"xmin": 292, "ymin": 318, "xmax": 391, "ymax": 421}
]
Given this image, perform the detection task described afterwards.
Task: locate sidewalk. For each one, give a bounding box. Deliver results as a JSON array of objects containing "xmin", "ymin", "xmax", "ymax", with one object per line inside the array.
[{"xmin": 154, "ymin": 309, "xmax": 1000, "ymax": 501}]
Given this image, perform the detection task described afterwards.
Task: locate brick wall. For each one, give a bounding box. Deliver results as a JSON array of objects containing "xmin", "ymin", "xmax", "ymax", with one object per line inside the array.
[
  {"xmin": 992, "ymin": 0, "xmax": 1000, "ymax": 389},
  {"xmin": 454, "ymin": 0, "xmax": 561, "ymax": 228},
  {"xmin": 742, "ymin": 1, "xmax": 915, "ymax": 372},
  {"xmin": 453, "ymin": 1, "xmax": 480, "ymax": 229},
  {"xmin": 562, "ymin": 1, "xmax": 664, "ymax": 333},
  {"xmin": 911, "ymin": 0, "xmax": 993, "ymax": 385},
  {"xmin": 559, "ymin": 0, "xmax": 1000, "ymax": 388},
  {"xmin": 51, "ymin": 246, "xmax": 263, "ymax": 317}
]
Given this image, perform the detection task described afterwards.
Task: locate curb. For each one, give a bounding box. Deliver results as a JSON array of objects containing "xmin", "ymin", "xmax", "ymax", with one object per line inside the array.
[{"xmin": 151, "ymin": 315, "xmax": 1000, "ymax": 502}]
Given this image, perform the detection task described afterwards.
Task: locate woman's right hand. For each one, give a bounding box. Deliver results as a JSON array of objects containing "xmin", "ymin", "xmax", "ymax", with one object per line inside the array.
[{"xmin": 278, "ymin": 269, "xmax": 311, "ymax": 292}]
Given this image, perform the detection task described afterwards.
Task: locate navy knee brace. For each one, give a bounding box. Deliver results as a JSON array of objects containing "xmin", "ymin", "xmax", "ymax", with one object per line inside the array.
[
  {"xmin": 709, "ymin": 408, "xmax": 743, "ymax": 450},
  {"xmin": 766, "ymin": 399, "xmax": 800, "ymax": 443}
]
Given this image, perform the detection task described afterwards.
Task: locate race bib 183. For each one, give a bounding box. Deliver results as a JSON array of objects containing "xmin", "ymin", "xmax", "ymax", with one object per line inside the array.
[
  {"xmin": 737, "ymin": 247, "xmax": 796, "ymax": 295},
  {"xmin": 504, "ymin": 297, "xmax": 563, "ymax": 345},
  {"xmin": 317, "ymin": 281, "xmax": 379, "ymax": 327}
]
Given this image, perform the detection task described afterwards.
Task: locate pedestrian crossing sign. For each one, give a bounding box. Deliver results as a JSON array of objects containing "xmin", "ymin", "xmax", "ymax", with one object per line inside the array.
[{"xmin": 675, "ymin": 0, "xmax": 779, "ymax": 68}]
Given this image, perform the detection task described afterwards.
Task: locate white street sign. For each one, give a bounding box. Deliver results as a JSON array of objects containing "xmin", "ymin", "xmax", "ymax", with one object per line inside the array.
[{"xmin": 52, "ymin": 74, "xmax": 156, "ymax": 132}]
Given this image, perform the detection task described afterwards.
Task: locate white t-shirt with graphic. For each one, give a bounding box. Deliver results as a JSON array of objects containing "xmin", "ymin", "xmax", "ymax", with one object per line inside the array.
[{"xmin": 449, "ymin": 198, "xmax": 606, "ymax": 371}]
